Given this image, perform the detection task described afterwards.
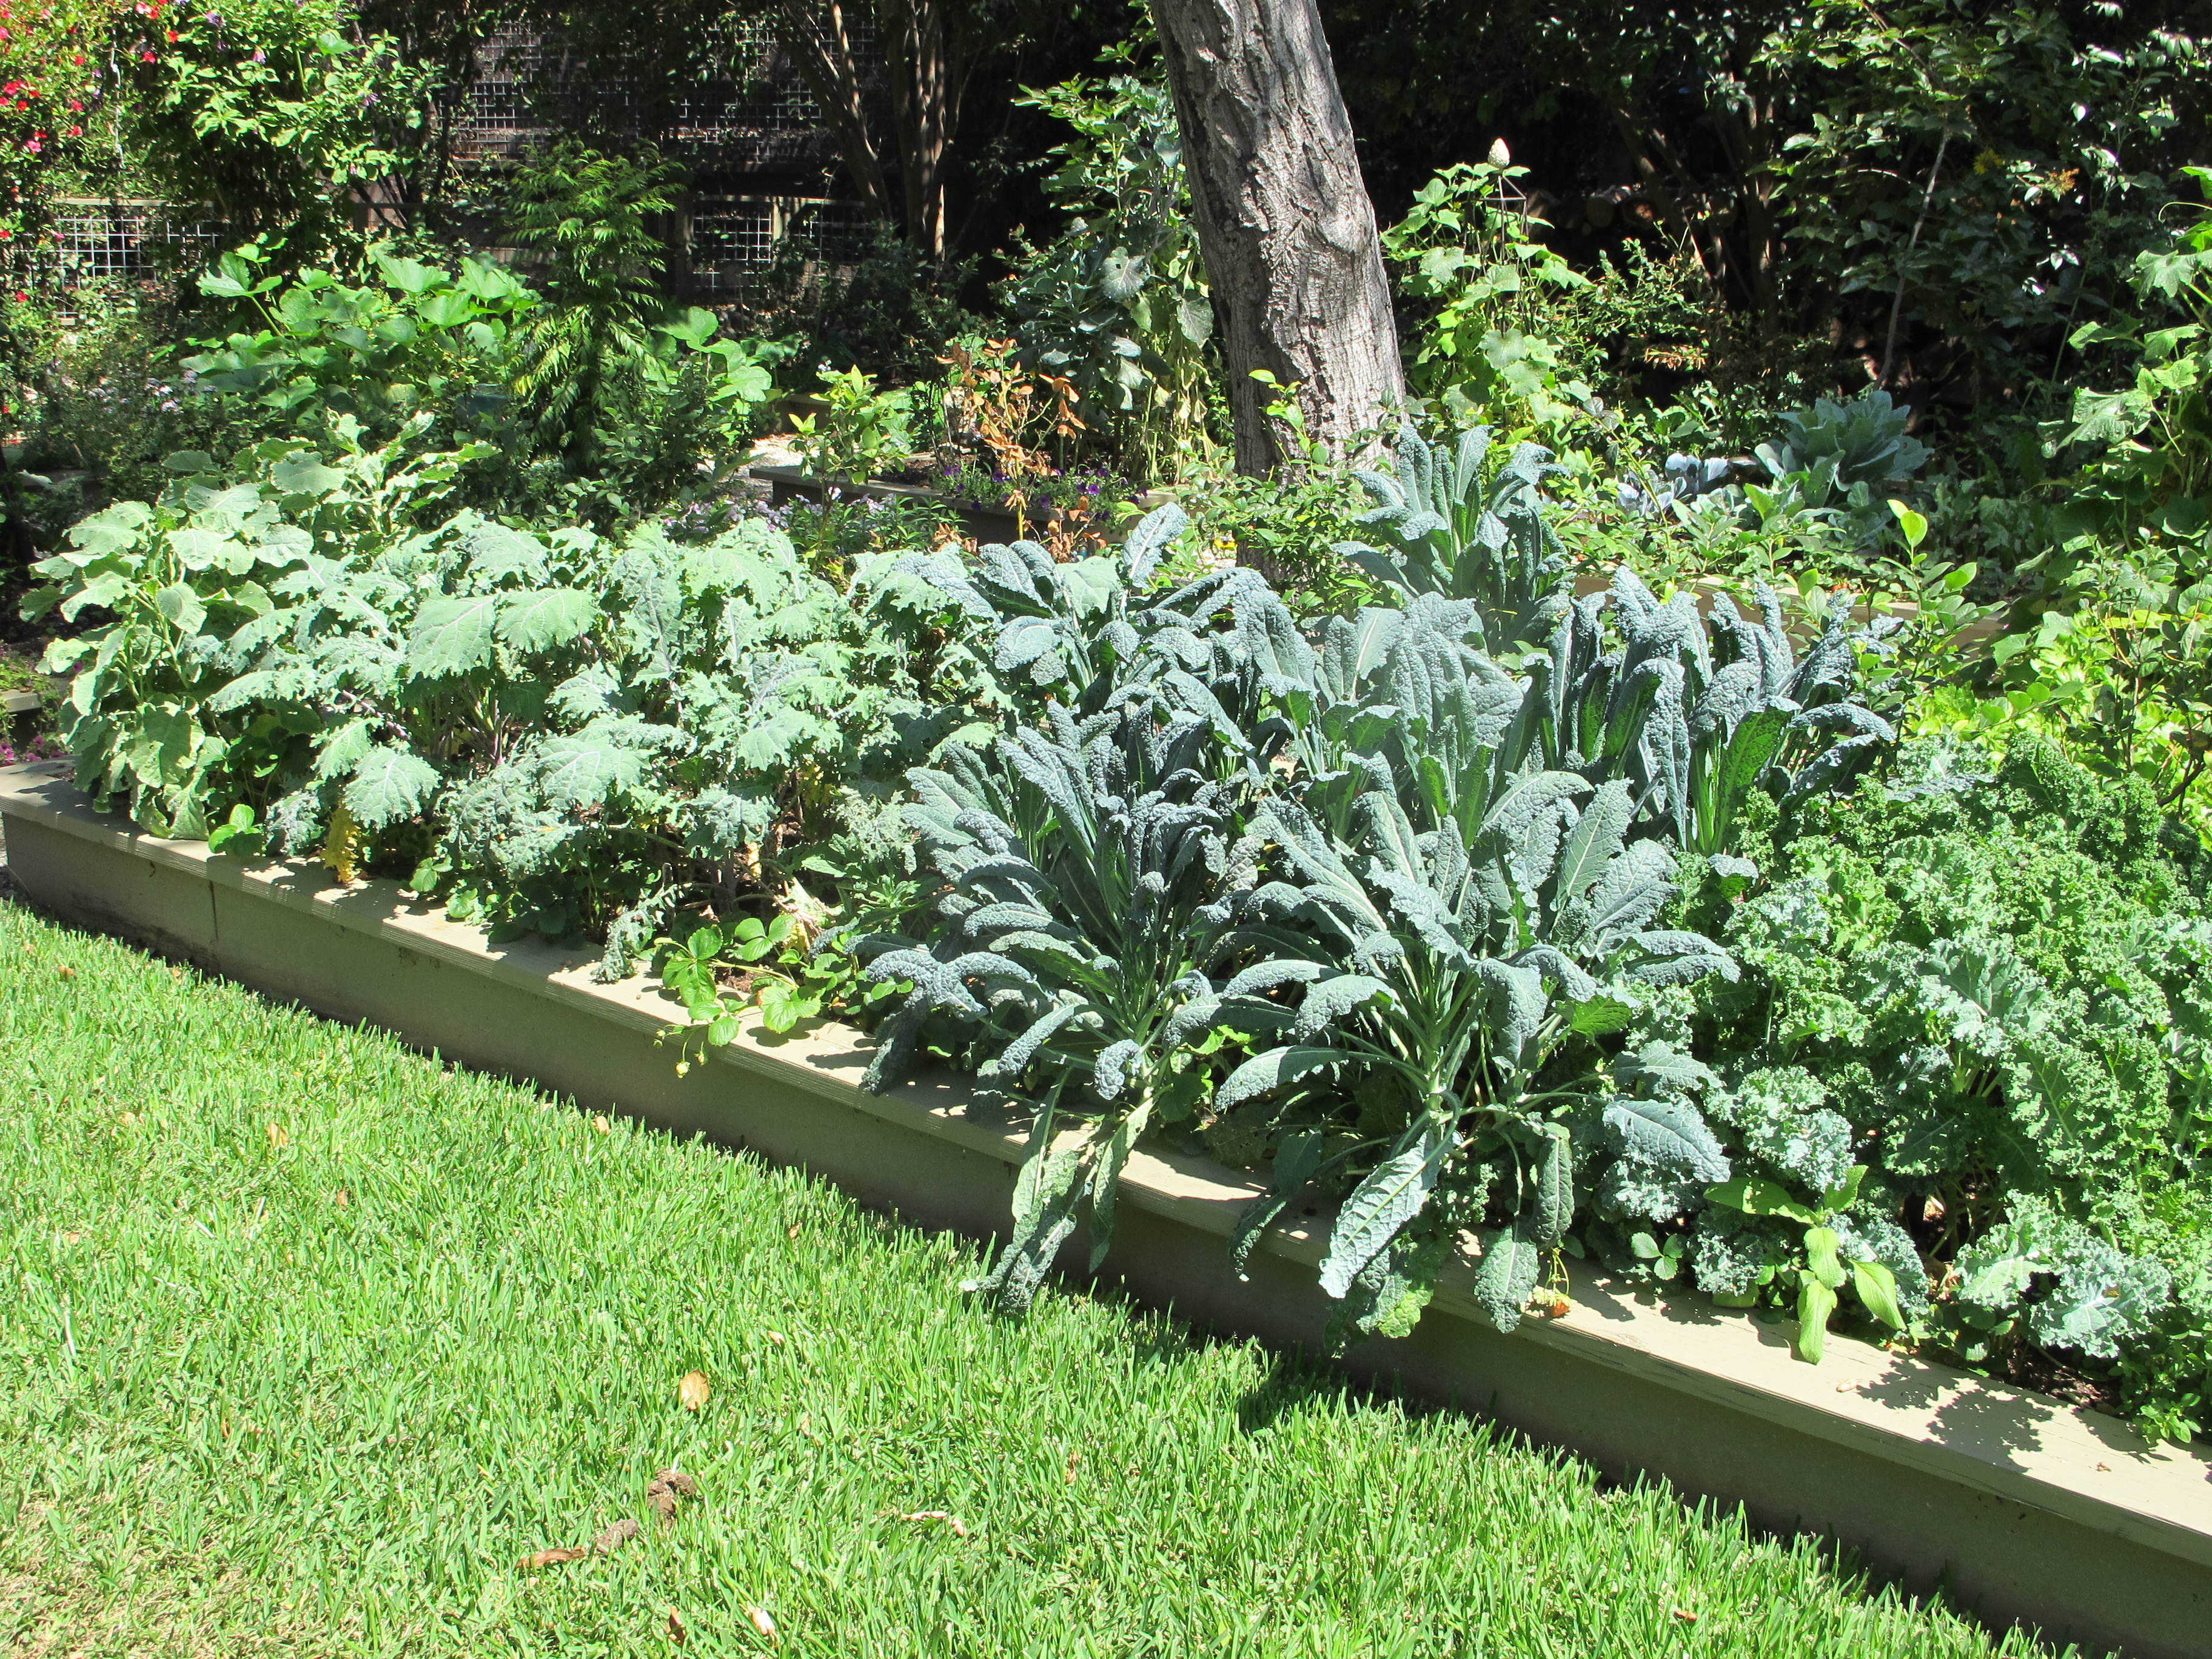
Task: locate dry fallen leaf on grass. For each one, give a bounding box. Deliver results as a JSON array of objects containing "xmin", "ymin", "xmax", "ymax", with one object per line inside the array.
[
  {"xmin": 55, "ymin": 965, "xmax": 75, "ymax": 980},
  {"xmin": 666, "ymin": 1607, "xmax": 687, "ymax": 1644},
  {"xmin": 267, "ymin": 1123, "xmax": 289, "ymax": 1148},
  {"xmin": 765, "ymin": 1330, "xmax": 785, "ymax": 1347},
  {"xmin": 593, "ymin": 1517, "xmax": 642, "ymax": 1553},
  {"xmin": 516, "ymin": 1544, "xmax": 589, "ymax": 1572},
  {"xmin": 645, "ymin": 1467, "xmax": 700, "ymax": 1525},
  {"xmin": 786, "ymin": 1224, "xmax": 801, "ymax": 1239},
  {"xmin": 1064, "ymin": 1450, "xmax": 1079, "ymax": 1484},
  {"xmin": 679, "ymin": 1370, "xmax": 711, "ymax": 1411},
  {"xmin": 884, "ymin": 1509, "xmax": 968, "ymax": 1538},
  {"xmin": 514, "ymin": 1516, "xmax": 640, "ymax": 1572},
  {"xmin": 592, "ymin": 1113, "xmax": 611, "ymax": 1134},
  {"xmin": 746, "ymin": 1605, "xmax": 776, "ymax": 1638}
]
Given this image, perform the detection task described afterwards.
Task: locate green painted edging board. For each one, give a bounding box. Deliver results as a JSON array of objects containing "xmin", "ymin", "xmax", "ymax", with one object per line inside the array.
[{"xmin": 4, "ymin": 759, "xmax": 2208, "ymax": 1659}]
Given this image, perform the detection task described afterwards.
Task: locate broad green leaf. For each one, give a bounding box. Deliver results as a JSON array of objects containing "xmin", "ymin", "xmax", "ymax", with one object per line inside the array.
[
  {"xmin": 1215, "ymin": 1045, "xmax": 1344, "ymax": 1111},
  {"xmin": 272, "ymin": 452, "xmax": 347, "ymax": 497},
  {"xmin": 155, "ymin": 582, "xmax": 207, "ymax": 637},
  {"xmin": 496, "ymin": 588, "xmax": 594, "ymax": 652},
  {"xmin": 343, "ymin": 745, "xmax": 440, "ymax": 830},
  {"xmin": 404, "ymin": 594, "xmax": 501, "ymax": 678},
  {"xmin": 1471, "ymin": 1218, "xmax": 1544, "ymax": 1333},
  {"xmin": 168, "ymin": 527, "xmax": 238, "ymax": 571},
  {"xmin": 1852, "ymin": 1258, "xmax": 1907, "ymax": 1331},
  {"xmin": 1705, "ymin": 1175, "xmax": 1818, "ymax": 1224},
  {"xmin": 1317, "ymin": 1120, "xmax": 1452, "ymax": 1299},
  {"xmin": 1804, "ymin": 1225, "xmax": 1847, "ymax": 1290},
  {"xmin": 1567, "ymin": 993, "xmax": 1632, "ymax": 1036},
  {"xmin": 534, "ymin": 732, "xmax": 645, "ymax": 806},
  {"xmin": 1794, "ymin": 1276, "xmax": 1838, "ymax": 1363}
]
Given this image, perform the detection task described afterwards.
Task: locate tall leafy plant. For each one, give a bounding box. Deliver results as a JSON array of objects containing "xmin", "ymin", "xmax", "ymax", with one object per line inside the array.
[{"xmin": 504, "ymin": 142, "xmax": 683, "ymax": 460}]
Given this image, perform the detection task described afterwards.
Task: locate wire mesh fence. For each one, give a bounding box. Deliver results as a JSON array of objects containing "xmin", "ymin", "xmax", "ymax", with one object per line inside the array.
[
  {"xmin": 14, "ymin": 203, "xmax": 228, "ymax": 291},
  {"xmin": 454, "ymin": 15, "xmax": 852, "ymax": 166},
  {"xmin": 686, "ymin": 196, "xmax": 875, "ymax": 289}
]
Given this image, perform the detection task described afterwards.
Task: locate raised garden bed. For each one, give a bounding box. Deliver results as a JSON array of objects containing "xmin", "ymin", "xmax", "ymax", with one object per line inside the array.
[{"xmin": 2, "ymin": 757, "xmax": 2207, "ymax": 1659}]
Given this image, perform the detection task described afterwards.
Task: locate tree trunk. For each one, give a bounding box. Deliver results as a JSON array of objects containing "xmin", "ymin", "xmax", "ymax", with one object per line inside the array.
[
  {"xmin": 883, "ymin": 0, "xmax": 960, "ymax": 259},
  {"xmin": 774, "ymin": 0, "xmax": 896, "ymax": 226},
  {"xmin": 1150, "ymin": 0, "xmax": 1403, "ymax": 474}
]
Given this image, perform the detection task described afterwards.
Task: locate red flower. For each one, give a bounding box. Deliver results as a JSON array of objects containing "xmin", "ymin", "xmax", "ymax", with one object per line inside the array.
[
  {"xmin": 139, "ymin": 49, "xmax": 152, "ymax": 59},
  {"xmin": 64, "ymin": 124, "xmax": 78, "ymax": 135}
]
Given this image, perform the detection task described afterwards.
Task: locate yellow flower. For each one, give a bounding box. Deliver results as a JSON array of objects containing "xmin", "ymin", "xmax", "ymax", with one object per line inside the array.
[{"xmin": 1973, "ymin": 148, "xmax": 2006, "ymax": 175}]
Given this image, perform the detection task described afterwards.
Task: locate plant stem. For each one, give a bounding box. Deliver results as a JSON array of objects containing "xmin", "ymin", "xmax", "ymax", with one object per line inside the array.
[{"xmin": 1879, "ymin": 134, "xmax": 1952, "ymax": 390}]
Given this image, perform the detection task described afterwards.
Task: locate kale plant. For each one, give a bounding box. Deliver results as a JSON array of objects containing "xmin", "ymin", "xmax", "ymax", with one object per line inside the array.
[{"xmin": 859, "ymin": 694, "xmax": 1242, "ymax": 1313}]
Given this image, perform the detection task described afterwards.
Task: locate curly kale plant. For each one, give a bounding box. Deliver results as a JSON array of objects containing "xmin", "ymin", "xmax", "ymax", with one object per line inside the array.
[{"xmin": 1695, "ymin": 736, "xmax": 2212, "ymax": 1433}]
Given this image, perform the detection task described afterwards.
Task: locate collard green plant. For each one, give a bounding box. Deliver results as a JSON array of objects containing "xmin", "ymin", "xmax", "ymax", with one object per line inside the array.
[{"xmin": 1758, "ymin": 390, "xmax": 1930, "ymax": 493}]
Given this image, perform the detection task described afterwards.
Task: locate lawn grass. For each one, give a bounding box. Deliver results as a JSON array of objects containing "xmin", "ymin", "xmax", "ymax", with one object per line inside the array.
[{"xmin": 0, "ymin": 890, "xmax": 2065, "ymax": 1658}]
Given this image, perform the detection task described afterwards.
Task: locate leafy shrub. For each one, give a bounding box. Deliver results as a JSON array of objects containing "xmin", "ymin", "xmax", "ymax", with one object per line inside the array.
[
  {"xmin": 183, "ymin": 243, "xmax": 537, "ymax": 455},
  {"xmin": 1382, "ymin": 151, "xmax": 1595, "ymax": 435},
  {"xmin": 792, "ymin": 366, "xmax": 915, "ymax": 486},
  {"xmin": 1002, "ymin": 61, "xmax": 1217, "ymax": 482}
]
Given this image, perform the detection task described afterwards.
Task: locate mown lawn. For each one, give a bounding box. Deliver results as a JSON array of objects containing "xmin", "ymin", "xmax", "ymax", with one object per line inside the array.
[{"xmin": 0, "ymin": 887, "xmax": 2062, "ymax": 1657}]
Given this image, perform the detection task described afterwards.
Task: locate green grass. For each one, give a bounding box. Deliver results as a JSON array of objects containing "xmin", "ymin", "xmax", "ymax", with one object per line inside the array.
[{"xmin": 0, "ymin": 893, "xmax": 2064, "ymax": 1658}]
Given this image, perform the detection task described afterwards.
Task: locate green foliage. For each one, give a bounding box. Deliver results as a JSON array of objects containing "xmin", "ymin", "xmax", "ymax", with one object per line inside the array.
[
  {"xmin": 1763, "ymin": 0, "xmax": 2197, "ymax": 395},
  {"xmin": 1336, "ymin": 423, "xmax": 1570, "ymax": 651},
  {"xmin": 1383, "ymin": 153, "xmax": 1595, "ymax": 435},
  {"xmin": 1002, "ymin": 57, "xmax": 1216, "ymax": 483},
  {"xmin": 502, "ymin": 141, "xmax": 683, "ymax": 460},
  {"xmin": 791, "ymin": 365, "xmax": 916, "ymax": 486},
  {"xmin": 183, "ymin": 241, "xmax": 536, "ymax": 452},
  {"xmin": 1918, "ymin": 563, "xmax": 2212, "ymax": 850},
  {"xmin": 861, "ymin": 698, "xmax": 1240, "ymax": 1310},
  {"xmin": 2054, "ymin": 169, "xmax": 2212, "ymax": 565},
  {"xmin": 864, "ymin": 484, "xmax": 1892, "ymax": 1339},
  {"xmin": 22, "ymin": 425, "xmax": 486, "ymax": 835},
  {"xmin": 126, "ymin": 0, "xmax": 434, "ymax": 263},
  {"xmin": 1694, "ymin": 737, "xmax": 2212, "ymax": 1434}
]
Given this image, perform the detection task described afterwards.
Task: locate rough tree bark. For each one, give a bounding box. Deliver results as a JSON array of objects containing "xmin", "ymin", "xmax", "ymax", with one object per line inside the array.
[
  {"xmin": 883, "ymin": 0, "xmax": 962, "ymax": 259},
  {"xmin": 1150, "ymin": 0, "xmax": 1404, "ymax": 474},
  {"xmin": 775, "ymin": 0, "xmax": 896, "ymax": 226}
]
